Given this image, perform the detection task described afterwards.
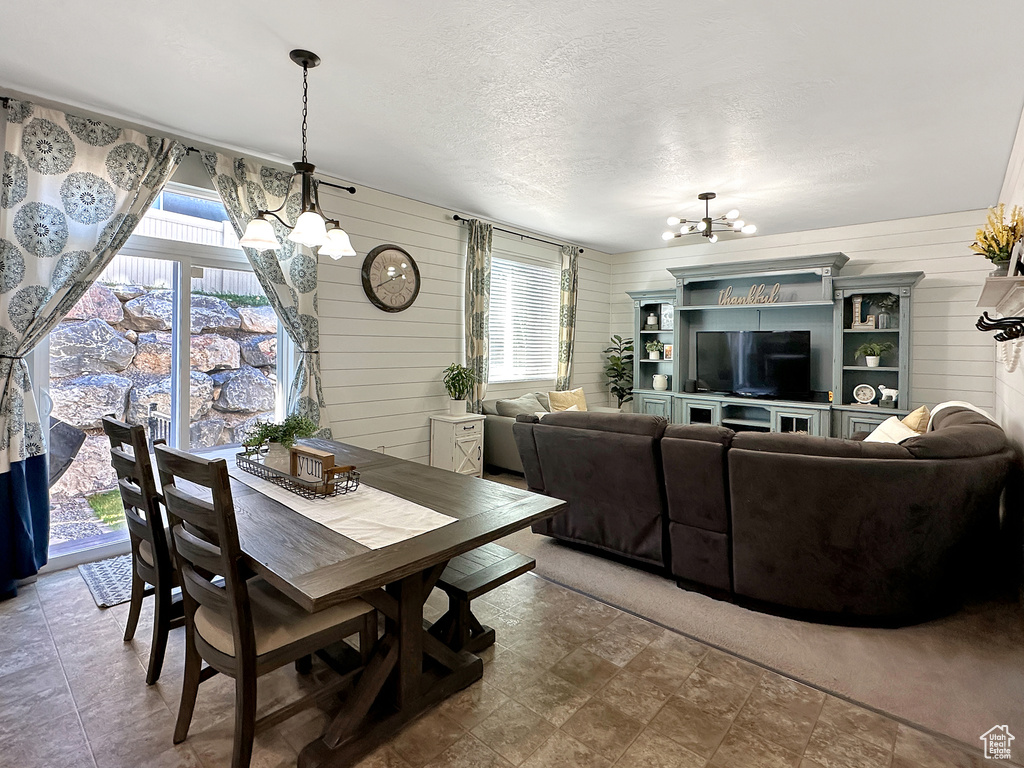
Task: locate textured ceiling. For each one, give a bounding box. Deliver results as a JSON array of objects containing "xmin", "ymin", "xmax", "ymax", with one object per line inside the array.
[{"xmin": 2, "ymin": 1, "xmax": 1024, "ymax": 254}]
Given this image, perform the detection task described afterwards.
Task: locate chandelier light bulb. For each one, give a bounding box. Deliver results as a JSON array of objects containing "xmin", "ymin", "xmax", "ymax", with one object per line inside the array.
[
  {"xmin": 741, "ymin": 224, "xmax": 757, "ymax": 234},
  {"xmin": 667, "ymin": 216, "xmax": 682, "ymax": 226},
  {"xmin": 662, "ymin": 231, "xmax": 675, "ymax": 241},
  {"xmin": 239, "ymin": 217, "xmax": 280, "ymax": 251},
  {"xmin": 725, "ymin": 209, "xmax": 740, "ymax": 221},
  {"xmin": 319, "ymin": 226, "xmax": 357, "ymax": 258},
  {"xmin": 709, "ymin": 233, "xmax": 719, "ymax": 243},
  {"xmin": 732, "ymin": 220, "xmax": 745, "ymax": 231}
]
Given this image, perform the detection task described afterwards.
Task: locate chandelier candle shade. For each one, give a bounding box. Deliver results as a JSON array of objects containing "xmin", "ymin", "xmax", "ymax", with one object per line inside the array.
[
  {"xmin": 239, "ymin": 49, "xmax": 357, "ymax": 259},
  {"xmin": 663, "ymin": 192, "xmax": 757, "ymax": 243}
]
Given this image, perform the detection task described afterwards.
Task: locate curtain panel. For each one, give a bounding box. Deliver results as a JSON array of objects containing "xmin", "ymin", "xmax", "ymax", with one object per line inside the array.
[
  {"xmin": 555, "ymin": 244, "xmax": 580, "ymax": 391},
  {"xmin": 464, "ymin": 219, "xmax": 492, "ymax": 413},
  {"xmin": 0, "ymin": 99, "xmax": 185, "ymax": 598},
  {"xmin": 200, "ymin": 153, "xmax": 330, "ymax": 437}
]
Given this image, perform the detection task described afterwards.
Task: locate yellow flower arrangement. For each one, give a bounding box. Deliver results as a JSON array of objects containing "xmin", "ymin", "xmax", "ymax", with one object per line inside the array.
[{"xmin": 970, "ymin": 203, "xmax": 1024, "ymax": 264}]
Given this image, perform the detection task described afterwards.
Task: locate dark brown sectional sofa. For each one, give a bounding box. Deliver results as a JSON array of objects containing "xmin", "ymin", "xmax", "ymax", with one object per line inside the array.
[{"xmin": 512, "ymin": 407, "xmax": 1015, "ymax": 622}]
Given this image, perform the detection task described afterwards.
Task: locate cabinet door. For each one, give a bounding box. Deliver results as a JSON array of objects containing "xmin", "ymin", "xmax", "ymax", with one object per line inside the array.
[
  {"xmin": 772, "ymin": 408, "xmax": 820, "ymax": 436},
  {"xmin": 455, "ymin": 434, "xmax": 483, "ymax": 476},
  {"xmin": 840, "ymin": 411, "xmax": 888, "ymax": 439},
  {"xmin": 638, "ymin": 394, "xmax": 672, "ymax": 420},
  {"xmin": 683, "ymin": 400, "xmax": 720, "ymax": 426}
]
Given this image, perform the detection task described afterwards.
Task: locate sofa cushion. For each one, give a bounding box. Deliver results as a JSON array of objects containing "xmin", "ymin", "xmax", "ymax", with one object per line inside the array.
[
  {"xmin": 731, "ymin": 431, "xmax": 913, "ymax": 459},
  {"xmin": 663, "ymin": 424, "xmax": 734, "ymax": 447},
  {"xmin": 901, "ymin": 405, "xmax": 930, "ymax": 434},
  {"xmin": 481, "ymin": 399, "xmax": 500, "ymax": 416},
  {"xmin": 548, "ymin": 387, "xmax": 588, "ymax": 412},
  {"xmin": 495, "ymin": 393, "xmax": 547, "ymax": 418},
  {"xmin": 864, "ymin": 416, "xmax": 919, "ymax": 444},
  {"xmin": 538, "ymin": 410, "xmax": 667, "ymax": 438},
  {"xmin": 903, "ymin": 407, "xmax": 1008, "ymax": 459}
]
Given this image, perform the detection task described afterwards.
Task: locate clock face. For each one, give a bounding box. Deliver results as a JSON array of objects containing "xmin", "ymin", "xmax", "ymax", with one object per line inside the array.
[
  {"xmin": 361, "ymin": 245, "xmax": 421, "ymax": 312},
  {"xmin": 852, "ymin": 383, "xmax": 876, "ymax": 404}
]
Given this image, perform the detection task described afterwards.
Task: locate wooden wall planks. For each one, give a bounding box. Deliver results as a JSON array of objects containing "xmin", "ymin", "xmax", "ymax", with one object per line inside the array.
[{"xmin": 314, "ymin": 179, "xmax": 613, "ymax": 463}]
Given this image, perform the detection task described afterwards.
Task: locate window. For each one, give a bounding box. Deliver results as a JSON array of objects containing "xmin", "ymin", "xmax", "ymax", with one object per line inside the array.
[{"xmin": 488, "ymin": 257, "xmax": 560, "ymax": 383}]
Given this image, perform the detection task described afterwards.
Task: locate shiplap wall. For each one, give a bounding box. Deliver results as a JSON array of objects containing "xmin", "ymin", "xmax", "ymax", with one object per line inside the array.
[
  {"xmin": 314, "ymin": 180, "xmax": 612, "ymax": 463},
  {"xmin": 610, "ymin": 211, "xmax": 995, "ymax": 412},
  {"xmin": 995, "ymin": 110, "xmax": 1024, "ymax": 451}
]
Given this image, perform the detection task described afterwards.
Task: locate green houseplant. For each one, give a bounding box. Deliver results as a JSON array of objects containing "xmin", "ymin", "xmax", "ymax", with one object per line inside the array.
[
  {"xmin": 442, "ymin": 363, "xmax": 477, "ymax": 415},
  {"xmin": 242, "ymin": 414, "xmax": 317, "ymax": 470},
  {"xmin": 645, "ymin": 339, "xmax": 665, "ymax": 360},
  {"xmin": 604, "ymin": 335, "xmax": 634, "ymax": 407},
  {"xmin": 854, "ymin": 341, "xmax": 895, "ymax": 368}
]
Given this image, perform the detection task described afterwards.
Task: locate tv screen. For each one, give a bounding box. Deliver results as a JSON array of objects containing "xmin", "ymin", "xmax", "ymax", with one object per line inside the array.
[{"xmin": 696, "ymin": 331, "xmax": 811, "ymax": 400}]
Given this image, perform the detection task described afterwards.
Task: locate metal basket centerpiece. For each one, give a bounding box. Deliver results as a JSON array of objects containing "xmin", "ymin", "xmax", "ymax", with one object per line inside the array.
[{"xmin": 236, "ymin": 446, "xmax": 359, "ymax": 500}]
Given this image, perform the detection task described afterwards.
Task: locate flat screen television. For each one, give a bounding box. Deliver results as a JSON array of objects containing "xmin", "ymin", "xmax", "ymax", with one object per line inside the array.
[{"xmin": 696, "ymin": 330, "xmax": 811, "ymax": 400}]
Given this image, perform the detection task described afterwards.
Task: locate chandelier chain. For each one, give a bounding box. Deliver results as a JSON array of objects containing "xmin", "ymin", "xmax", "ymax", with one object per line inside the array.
[{"xmin": 301, "ymin": 63, "xmax": 308, "ymax": 164}]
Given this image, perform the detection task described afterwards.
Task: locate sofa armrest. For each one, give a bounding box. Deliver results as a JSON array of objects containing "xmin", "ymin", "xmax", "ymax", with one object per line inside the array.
[{"xmin": 483, "ymin": 414, "xmax": 525, "ymax": 474}]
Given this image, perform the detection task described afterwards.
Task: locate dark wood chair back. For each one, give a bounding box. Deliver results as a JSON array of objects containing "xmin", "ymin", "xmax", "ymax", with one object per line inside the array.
[
  {"xmin": 154, "ymin": 444, "xmax": 257, "ymax": 665},
  {"xmin": 101, "ymin": 416, "xmax": 171, "ymax": 577}
]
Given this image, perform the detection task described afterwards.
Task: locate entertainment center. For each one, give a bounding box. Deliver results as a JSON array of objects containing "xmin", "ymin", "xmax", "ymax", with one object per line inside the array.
[{"xmin": 629, "ymin": 253, "xmax": 924, "ymax": 438}]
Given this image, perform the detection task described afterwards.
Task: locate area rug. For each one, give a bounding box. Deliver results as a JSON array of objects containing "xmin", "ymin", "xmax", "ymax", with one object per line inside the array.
[
  {"xmin": 78, "ymin": 554, "xmax": 134, "ymax": 608},
  {"xmin": 498, "ymin": 526, "xmax": 1024, "ymax": 756}
]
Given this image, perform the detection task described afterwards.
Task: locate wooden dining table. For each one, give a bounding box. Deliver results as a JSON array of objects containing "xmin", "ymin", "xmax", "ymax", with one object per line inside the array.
[{"xmin": 216, "ymin": 438, "xmax": 565, "ymax": 768}]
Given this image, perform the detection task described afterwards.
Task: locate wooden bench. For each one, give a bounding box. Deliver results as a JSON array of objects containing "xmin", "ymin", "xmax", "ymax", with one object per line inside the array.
[{"xmin": 429, "ymin": 543, "xmax": 536, "ymax": 653}]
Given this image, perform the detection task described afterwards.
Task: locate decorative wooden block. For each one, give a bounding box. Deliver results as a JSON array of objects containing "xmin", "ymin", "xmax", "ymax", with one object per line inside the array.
[{"xmin": 290, "ymin": 445, "xmax": 336, "ymax": 488}]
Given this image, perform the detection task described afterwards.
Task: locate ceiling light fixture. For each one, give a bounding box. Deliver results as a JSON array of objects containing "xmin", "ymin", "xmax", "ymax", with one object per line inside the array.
[
  {"xmin": 662, "ymin": 192, "xmax": 757, "ymax": 243},
  {"xmin": 239, "ymin": 49, "xmax": 357, "ymax": 259}
]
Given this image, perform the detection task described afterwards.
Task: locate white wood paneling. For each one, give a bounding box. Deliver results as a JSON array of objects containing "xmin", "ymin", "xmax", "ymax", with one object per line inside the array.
[
  {"xmin": 610, "ymin": 211, "xmax": 995, "ymax": 411},
  {"xmin": 315, "ymin": 179, "xmax": 612, "ymax": 463}
]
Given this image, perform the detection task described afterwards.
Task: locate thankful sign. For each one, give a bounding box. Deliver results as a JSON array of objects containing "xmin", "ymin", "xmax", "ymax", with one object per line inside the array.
[{"xmin": 718, "ymin": 282, "xmax": 782, "ymax": 306}]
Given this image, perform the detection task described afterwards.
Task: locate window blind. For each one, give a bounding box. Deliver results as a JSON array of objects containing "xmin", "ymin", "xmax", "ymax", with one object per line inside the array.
[{"xmin": 488, "ymin": 257, "xmax": 560, "ymax": 383}]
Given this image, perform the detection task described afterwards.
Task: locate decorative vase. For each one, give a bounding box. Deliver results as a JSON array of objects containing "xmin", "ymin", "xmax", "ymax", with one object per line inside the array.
[
  {"xmin": 649, "ymin": 351, "xmax": 661, "ymax": 360},
  {"xmin": 876, "ymin": 308, "xmax": 891, "ymax": 330},
  {"xmin": 652, "ymin": 374, "xmax": 669, "ymax": 391},
  {"xmin": 449, "ymin": 398, "xmax": 467, "ymax": 416},
  {"xmin": 990, "ymin": 262, "xmax": 1010, "ymax": 277},
  {"xmin": 645, "ymin": 312, "xmax": 659, "ymax": 329},
  {"xmin": 865, "ymin": 356, "xmax": 880, "ymax": 368},
  {"xmin": 263, "ymin": 442, "xmax": 291, "ymax": 472}
]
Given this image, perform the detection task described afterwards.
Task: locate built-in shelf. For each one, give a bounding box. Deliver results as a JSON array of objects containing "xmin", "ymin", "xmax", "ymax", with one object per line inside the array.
[
  {"xmin": 843, "ymin": 328, "xmax": 900, "ymax": 334},
  {"xmin": 842, "ymin": 366, "xmax": 899, "ymax": 372},
  {"xmin": 721, "ymin": 417, "xmax": 771, "ymax": 428},
  {"xmin": 678, "ymin": 300, "xmax": 835, "ymax": 312},
  {"xmin": 976, "ymin": 276, "xmax": 1024, "ymax": 308},
  {"xmin": 639, "ymin": 329, "xmax": 672, "ymax": 334},
  {"xmin": 640, "ymin": 358, "xmax": 673, "ymax": 363}
]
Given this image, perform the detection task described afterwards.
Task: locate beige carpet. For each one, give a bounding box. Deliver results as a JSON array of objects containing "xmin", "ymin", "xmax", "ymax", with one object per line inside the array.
[{"xmin": 489, "ymin": 474, "xmax": 1024, "ymax": 754}]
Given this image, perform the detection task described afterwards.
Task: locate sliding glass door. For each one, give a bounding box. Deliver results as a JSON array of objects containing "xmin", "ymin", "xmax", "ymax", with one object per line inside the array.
[{"xmin": 40, "ymin": 184, "xmax": 291, "ymax": 565}]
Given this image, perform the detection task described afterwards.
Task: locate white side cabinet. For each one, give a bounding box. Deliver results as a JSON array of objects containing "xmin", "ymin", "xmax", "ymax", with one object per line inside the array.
[{"xmin": 429, "ymin": 414, "xmax": 485, "ymax": 477}]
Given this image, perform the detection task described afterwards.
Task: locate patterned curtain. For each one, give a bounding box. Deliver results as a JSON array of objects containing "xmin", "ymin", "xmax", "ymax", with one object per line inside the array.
[
  {"xmin": 555, "ymin": 244, "xmax": 580, "ymax": 391},
  {"xmin": 464, "ymin": 219, "xmax": 492, "ymax": 413},
  {"xmin": 200, "ymin": 153, "xmax": 330, "ymax": 437},
  {"xmin": 0, "ymin": 99, "xmax": 185, "ymax": 598}
]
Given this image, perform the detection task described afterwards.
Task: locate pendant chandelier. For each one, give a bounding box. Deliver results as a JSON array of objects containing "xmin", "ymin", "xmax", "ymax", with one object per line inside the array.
[
  {"xmin": 662, "ymin": 192, "xmax": 756, "ymax": 243},
  {"xmin": 239, "ymin": 49, "xmax": 357, "ymax": 259}
]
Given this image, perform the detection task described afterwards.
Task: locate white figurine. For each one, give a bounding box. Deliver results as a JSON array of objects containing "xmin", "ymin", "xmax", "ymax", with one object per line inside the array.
[{"xmin": 878, "ymin": 385, "xmax": 899, "ymax": 406}]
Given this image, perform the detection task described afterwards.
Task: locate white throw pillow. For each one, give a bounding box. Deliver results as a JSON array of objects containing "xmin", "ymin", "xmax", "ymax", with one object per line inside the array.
[{"xmin": 864, "ymin": 416, "xmax": 919, "ymax": 444}]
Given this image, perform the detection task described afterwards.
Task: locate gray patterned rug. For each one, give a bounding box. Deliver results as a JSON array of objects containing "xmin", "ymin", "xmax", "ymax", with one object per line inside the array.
[{"xmin": 78, "ymin": 554, "xmax": 134, "ymax": 608}]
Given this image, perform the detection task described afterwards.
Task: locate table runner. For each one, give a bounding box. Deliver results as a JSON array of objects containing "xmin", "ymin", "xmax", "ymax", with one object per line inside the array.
[{"xmin": 204, "ymin": 449, "xmax": 456, "ymax": 549}]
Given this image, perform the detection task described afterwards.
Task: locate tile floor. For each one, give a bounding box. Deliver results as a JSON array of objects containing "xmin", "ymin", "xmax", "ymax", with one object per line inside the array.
[{"xmin": 0, "ymin": 567, "xmax": 984, "ymax": 768}]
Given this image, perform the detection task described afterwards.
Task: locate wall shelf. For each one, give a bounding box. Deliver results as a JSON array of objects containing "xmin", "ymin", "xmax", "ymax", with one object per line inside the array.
[
  {"xmin": 843, "ymin": 328, "xmax": 900, "ymax": 334},
  {"xmin": 842, "ymin": 366, "xmax": 899, "ymax": 372},
  {"xmin": 976, "ymin": 276, "xmax": 1024, "ymax": 308},
  {"xmin": 720, "ymin": 417, "xmax": 771, "ymax": 428}
]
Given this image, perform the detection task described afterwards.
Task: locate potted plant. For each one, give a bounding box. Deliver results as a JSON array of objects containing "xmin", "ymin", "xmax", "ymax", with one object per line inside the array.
[
  {"xmin": 442, "ymin": 363, "xmax": 476, "ymax": 415},
  {"xmin": 242, "ymin": 414, "xmax": 317, "ymax": 471},
  {"xmin": 970, "ymin": 203, "xmax": 1024, "ymax": 276},
  {"xmin": 646, "ymin": 339, "xmax": 664, "ymax": 360},
  {"xmin": 855, "ymin": 341, "xmax": 895, "ymax": 368},
  {"xmin": 603, "ymin": 335, "xmax": 634, "ymax": 407}
]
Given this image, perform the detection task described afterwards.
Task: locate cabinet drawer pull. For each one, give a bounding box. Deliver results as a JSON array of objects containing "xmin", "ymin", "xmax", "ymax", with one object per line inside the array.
[{"xmin": 462, "ymin": 424, "xmax": 476, "ymax": 430}]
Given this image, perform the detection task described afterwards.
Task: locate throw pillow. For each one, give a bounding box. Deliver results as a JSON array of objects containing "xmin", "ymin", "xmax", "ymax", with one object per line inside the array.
[
  {"xmin": 495, "ymin": 393, "xmax": 546, "ymax": 418},
  {"xmin": 548, "ymin": 387, "xmax": 588, "ymax": 412},
  {"xmin": 864, "ymin": 416, "xmax": 919, "ymax": 444},
  {"xmin": 901, "ymin": 405, "xmax": 930, "ymax": 434}
]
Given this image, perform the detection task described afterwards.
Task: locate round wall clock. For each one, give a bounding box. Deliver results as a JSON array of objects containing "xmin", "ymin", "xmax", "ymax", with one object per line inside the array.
[
  {"xmin": 852, "ymin": 383, "xmax": 876, "ymax": 404},
  {"xmin": 361, "ymin": 244, "xmax": 421, "ymax": 312}
]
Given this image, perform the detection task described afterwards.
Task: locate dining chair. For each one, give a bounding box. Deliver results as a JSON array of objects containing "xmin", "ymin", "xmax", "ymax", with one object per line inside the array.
[
  {"xmin": 154, "ymin": 444, "xmax": 377, "ymax": 768},
  {"xmin": 101, "ymin": 416, "xmax": 183, "ymax": 685}
]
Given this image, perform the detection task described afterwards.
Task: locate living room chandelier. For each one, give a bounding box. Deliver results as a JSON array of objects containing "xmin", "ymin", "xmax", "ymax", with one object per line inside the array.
[
  {"xmin": 662, "ymin": 192, "xmax": 757, "ymax": 243},
  {"xmin": 239, "ymin": 49, "xmax": 357, "ymax": 259}
]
